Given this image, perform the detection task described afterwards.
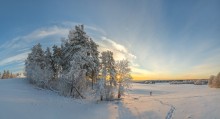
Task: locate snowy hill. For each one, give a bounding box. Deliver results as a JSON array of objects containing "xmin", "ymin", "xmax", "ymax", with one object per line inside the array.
[
  {"xmin": 0, "ymin": 79, "xmax": 113, "ymax": 119},
  {"xmin": 0, "ymin": 79, "xmax": 220, "ymax": 119}
]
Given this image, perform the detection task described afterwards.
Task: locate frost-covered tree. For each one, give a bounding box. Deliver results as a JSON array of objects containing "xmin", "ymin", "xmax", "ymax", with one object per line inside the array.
[
  {"xmin": 43, "ymin": 47, "xmax": 54, "ymax": 85},
  {"xmin": 60, "ymin": 54, "xmax": 87, "ymax": 98},
  {"xmin": 214, "ymin": 72, "xmax": 220, "ymax": 88},
  {"xmin": 52, "ymin": 45, "xmax": 62, "ymax": 80},
  {"xmin": 62, "ymin": 25, "xmax": 99, "ymax": 81},
  {"xmin": 87, "ymin": 39, "xmax": 100, "ymax": 89},
  {"xmin": 1, "ymin": 70, "xmax": 13, "ymax": 79},
  {"xmin": 2, "ymin": 70, "xmax": 6, "ymax": 79},
  {"xmin": 60, "ymin": 25, "xmax": 99, "ymax": 98},
  {"xmin": 208, "ymin": 75, "xmax": 215, "ymax": 87},
  {"xmin": 61, "ymin": 25, "xmax": 88, "ymax": 71},
  {"xmin": 98, "ymin": 51, "xmax": 117, "ymax": 100},
  {"xmin": 25, "ymin": 44, "xmax": 55, "ymax": 88},
  {"xmin": 115, "ymin": 59, "xmax": 132, "ymax": 98},
  {"xmin": 25, "ymin": 43, "xmax": 47, "ymax": 87},
  {"xmin": 98, "ymin": 76, "xmax": 105, "ymax": 100},
  {"xmin": 208, "ymin": 72, "xmax": 220, "ymax": 88}
]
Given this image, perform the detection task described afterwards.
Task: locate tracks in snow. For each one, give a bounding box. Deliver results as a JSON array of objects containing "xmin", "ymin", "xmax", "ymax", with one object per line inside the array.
[
  {"xmin": 126, "ymin": 95, "xmax": 177, "ymax": 119},
  {"xmin": 154, "ymin": 99, "xmax": 176, "ymax": 119},
  {"xmin": 165, "ymin": 106, "xmax": 175, "ymax": 119}
]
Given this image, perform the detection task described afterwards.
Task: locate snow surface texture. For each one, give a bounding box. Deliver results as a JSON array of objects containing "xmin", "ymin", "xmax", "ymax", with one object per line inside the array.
[{"xmin": 0, "ymin": 79, "xmax": 220, "ymax": 119}]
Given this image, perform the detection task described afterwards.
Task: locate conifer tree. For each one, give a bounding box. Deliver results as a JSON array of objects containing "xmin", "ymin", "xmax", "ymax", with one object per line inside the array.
[
  {"xmin": 25, "ymin": 43, "xmax": 46, "ymax": 86},
  {"xmin": 2, "ymin": 70, "xmax": 6, "ymax": 79},
  {"xmin": 61, "ymin": 25, "xmax": 99, "ymax": 98},
  {"xmin": 43, "ymin": 47, "xmax": 54, "ymax": 85},
  {"xmin": 52, "ymin": 45, "xmax": 62, "ymax": 80}
]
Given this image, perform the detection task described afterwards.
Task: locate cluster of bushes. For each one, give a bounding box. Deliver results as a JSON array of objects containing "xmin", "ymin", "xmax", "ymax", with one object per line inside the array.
[
  {"xmin": 208, "ymin": 72, "xmax": 220, "ymax": 88},
  {"xmin": 25, "ymin": 25, "xmax": 132, "ymax": 100},
  {"xmin": 170, "ymin": 80, "xmax": 194, "ymax": 84},
  {"xmin": 194, "ymin": 80, "xmax": 208, "ymax": 85}
]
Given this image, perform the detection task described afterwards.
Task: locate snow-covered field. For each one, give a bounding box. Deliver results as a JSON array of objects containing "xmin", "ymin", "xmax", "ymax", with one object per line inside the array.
[
  {"xmin": 0, "ymin": 79, "xmax": 219, "ymax": 119},
  {"xmin": 123, "ymin": 83, "xmax": 220, "ymax": 119}
]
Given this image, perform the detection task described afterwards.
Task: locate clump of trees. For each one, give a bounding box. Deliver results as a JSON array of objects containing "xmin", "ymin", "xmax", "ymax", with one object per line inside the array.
[
  {"xmin": 0, "ymin": 70, "xmax": 16, "ymax": 79},
  {"xmin": 208, "ymin": 72, "xmax": 220, "ymax": 88},
  {"xmin": 25, "ymin": 25, "xmax": 132, "ymax": 100}
]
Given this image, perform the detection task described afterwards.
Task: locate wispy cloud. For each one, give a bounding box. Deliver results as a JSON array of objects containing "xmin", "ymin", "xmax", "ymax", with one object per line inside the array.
[
  {"xmin": 97, "ymin": 37, "xmax": 139, "ymax": 69},
  {"xmin": 0, "ymin": 25, "xmax": 70, "ymax": 72},
  {"xmin": 23, "ymin": 26, "xmax": 68, "ymax": 41},
  {"xmin": 101, "ymin": 37, "xmax": 128, "ymax": 53},
  {"xmin": 0, "ymin": 26, "xmax": 69, "ymax": 49},
  {"xmin": 0, "ymin": 52, "xmax": 29, "ymax": 66},
  {"xmin": 60, "ymin": 21, "xmax": 106, "ymax": 36}
]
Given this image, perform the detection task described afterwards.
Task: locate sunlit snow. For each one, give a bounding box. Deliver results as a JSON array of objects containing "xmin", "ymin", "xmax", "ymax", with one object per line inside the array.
[{"xmin": 0, "ymin": 79, "xmax": 219, "ymax": 119}]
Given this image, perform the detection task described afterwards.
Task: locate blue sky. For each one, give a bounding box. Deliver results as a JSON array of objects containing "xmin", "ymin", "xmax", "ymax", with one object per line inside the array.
[{"xmin": 0, "ymin": 0, "xmax": 220, "ymax": 79}]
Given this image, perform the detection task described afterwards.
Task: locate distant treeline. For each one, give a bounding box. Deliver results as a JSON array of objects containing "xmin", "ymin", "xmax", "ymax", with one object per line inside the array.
[
  {"xmin": 0, "ymin": 70, "xmax": 17, "ymax": 79},
  {"xmin": 138, "ymin": 79, "xmax": 208, "ymax": 85}
]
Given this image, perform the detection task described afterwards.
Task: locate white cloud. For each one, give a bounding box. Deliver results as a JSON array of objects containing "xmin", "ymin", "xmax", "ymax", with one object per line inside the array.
[
  {"xmin": 101, "ymin": 37, "xmax": 128, "ymax": 53},
  {"xmin": 0, "ymin": 26, "xmax": 69, "ymax": 49},
  {"xmin": 97, "ymin": 37, "xmax": 139, "ymax": 70},
  {"xmin": 0, "ymin": 25, "xmax": 70, "ymax": 72},
  {"xmin": 0, "ymin": 52, "xmax": 29, "ymax": 66},
  {"xmin": 86, "ymin": 26, "xmax": 107, "ymax": 36},
  {"xmin": 23, "ymin": 26, "xmax": 69, "ymax": 41},
  {"xmin": 0, "ymin": 25, "xmax": 70, "ymax": 71},
  {"xmin": 61, "ymin": 21, "xmax": 106, "ymax": 35}
]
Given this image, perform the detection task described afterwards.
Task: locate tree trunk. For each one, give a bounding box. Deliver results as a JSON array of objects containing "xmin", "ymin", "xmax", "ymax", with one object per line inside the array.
[
  {"xmin": 70, "ymin": 86, "xmax": 73, "ymax": 96},
  {"xmin": 91, "ymin": 71, "xmax": 95, "ymax": 90},
  {"xmin": 100, "ymin": 95, "xmax": 103, "ymax": 101},
  {"xmin": 118, "ymin": 93, "xmax": 121, "ymax": 99},
  {"xmin": 118, "ymin": 83, "xmax": 121, "ymax": 99},
  {"xmin": 73, "ymin": 86, "xmax": 84, "ymax": 99}
]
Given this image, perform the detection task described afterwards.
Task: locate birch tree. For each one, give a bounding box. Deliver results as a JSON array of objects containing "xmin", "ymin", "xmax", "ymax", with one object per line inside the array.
[{"xmin": 115, "ymin": 59, "xmax": 132, "ymax": 98}]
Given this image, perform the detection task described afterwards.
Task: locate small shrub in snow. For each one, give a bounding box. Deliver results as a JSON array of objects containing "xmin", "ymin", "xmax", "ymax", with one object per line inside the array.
[{"xmin": 208, "ymin": 72, "xmax": 220, "ymax": 88}]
